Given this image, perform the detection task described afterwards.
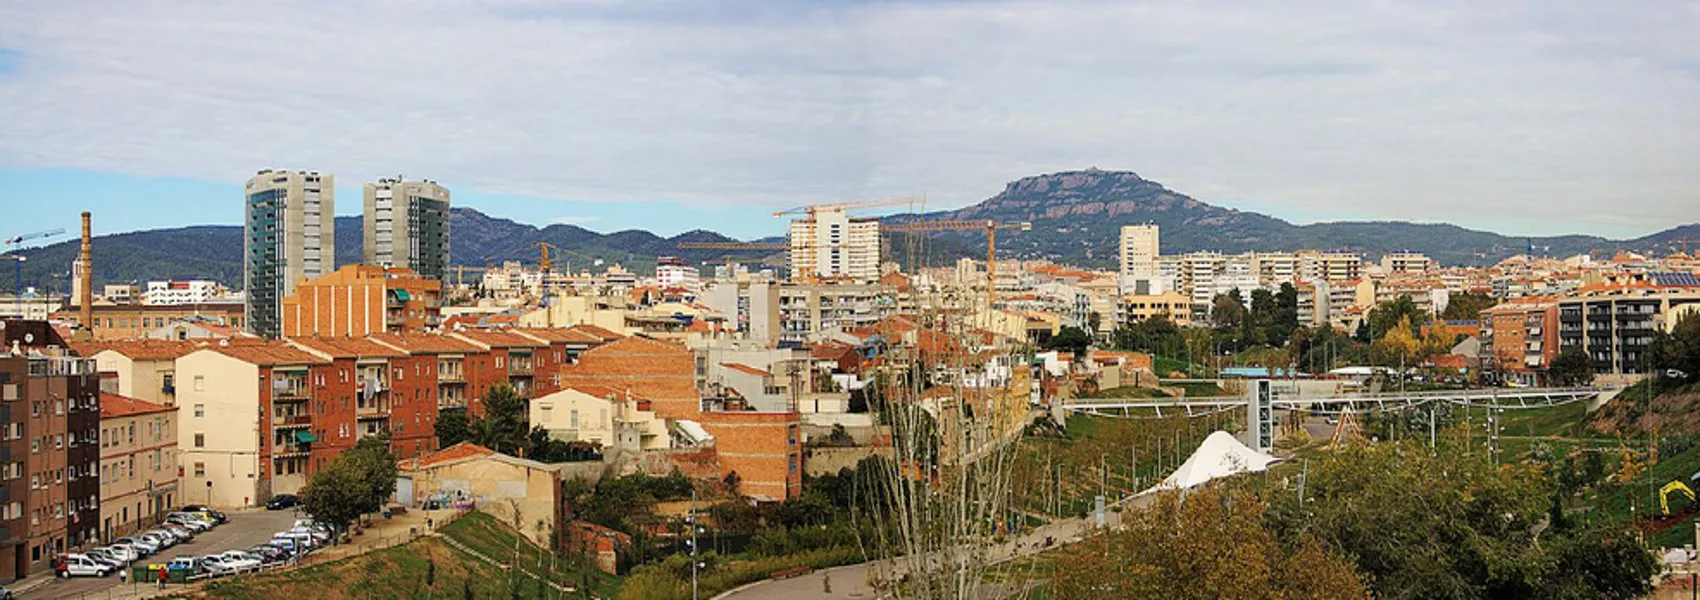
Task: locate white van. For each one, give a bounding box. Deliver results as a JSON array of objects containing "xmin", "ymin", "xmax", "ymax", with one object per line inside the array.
[{"xmin": 56, "ymin": 554, "xmax": 114, "ymax": 578}]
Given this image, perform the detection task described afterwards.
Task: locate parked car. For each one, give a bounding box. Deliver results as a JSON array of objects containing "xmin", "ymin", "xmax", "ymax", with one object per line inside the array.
[
  {"xmin": 278, "ymin": 531, "xmax": 318, "ymax": 549},
  {"xmin": 245, "ymin": 545, "xmax": 286, "ymax": 564},
  {"xmin": 218, "ymin": 551, "xmax": 262, "ymax": 571},
  {"xmin": 199, "ymin": 555, "xmax": 238, "ymax": 576},
  {"xmin": 80, "ymin": 550, "xmax": 125, "ymax": 569},
  {"xmin": 166, "ymin": 556, "xmax": 205, "ymax": 576},
  {"xmin": 268, "ymin": 536, "xmax": 303, "ymax": 555},
  {"xmin": 173, "ymin": 510, "xmax": 220, "ymax": 527},
  {"xmin": 266, "ymin": 494, "xmax": 300, "ymax": 510},
  {"xmin": 165, "ymin": 514, "xmax": 212, "ymax": 532},
  {"xmin": 180, "ymin": 505, "xmax": 229, "ymax": 524},
  {"xmin": 0, "ymin": 585, "xmax": 13, "ymax": 599},
  {"xmin": 55, "ymin": 554, "xmax": 114, "ymax": 578},
  {"xmin": 107, "ymin": 543, "xmax": 145, "ymax": 561},
  {"xmin": 101, "ymin": 545, "xmax": 139, "ymax": 563},
  {"xmin": 114, "ymin": 537, "xmax": 158, "ymax": 555},
  {"xmin": 139, "ymin": 532, "xmax": 176, "ymax": 549},
  {"xmin": 159, "ymin": 524, "xmax": 195, "ymax": 541},
  {"xmin": 290, "ymin": 526, "xmax": 331, "ymax": 545}
]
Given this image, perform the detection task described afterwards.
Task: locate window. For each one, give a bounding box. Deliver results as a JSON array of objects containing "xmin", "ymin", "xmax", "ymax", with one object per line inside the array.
[
  {"xmin": 570, "ymin": 409, "xmax": 579, "ymax": 428},
  {"xmin": 496, "ymin": 357, "xmax": 504, "ymax": 368},
  {"xmin": 194, "ymin": 375, "xmax": 205, "ymax": 392},
  {"xmin": 194, "ymin": 404, "xmax": 205, "ymax": 418},
  {"xmin": 54, "ymin": 434, "xmax": 62, "ymax": 449},
  {"xmin": 194, "ymin": 433, "xmax": 204, "ymax": 448},
  {"xmin": 193, "ymin": 462, "xmax": 205, "ymax": 478},
  {"xmin": 128, "ymin": 456, "xmax": 135, "ymax": 479},
  {"xmin": 128, "ymin": 423, "xmax": 135, "ymax": 444},
  {"xmin": 29, "ymin": 437, "xmax": 37, "ymax": 453},
  {"xmin": 30, "ymin": 474, "xmax": 38, "ymax": 489},
  {"xmin": 54, "ymin": 400, "xmax": 63, "ymax": 415}
]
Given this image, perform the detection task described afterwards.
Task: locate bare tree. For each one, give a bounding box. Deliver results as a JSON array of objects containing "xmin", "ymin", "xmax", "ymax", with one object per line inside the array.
[{"xmin": 858, "ymin": 238, "xmax": 1035, "ymax": 600}]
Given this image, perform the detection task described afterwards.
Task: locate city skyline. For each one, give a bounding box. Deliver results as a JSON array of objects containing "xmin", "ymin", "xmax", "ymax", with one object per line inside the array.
[{"xmin": 3, "ymin": 1, "xmax": 1699, "ymax": 239}]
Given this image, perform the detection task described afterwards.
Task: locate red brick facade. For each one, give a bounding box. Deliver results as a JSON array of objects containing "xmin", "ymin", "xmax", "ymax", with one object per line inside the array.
[{"xmin": 696, "ymin": 411, "xmax": 802, "ymax": 501}]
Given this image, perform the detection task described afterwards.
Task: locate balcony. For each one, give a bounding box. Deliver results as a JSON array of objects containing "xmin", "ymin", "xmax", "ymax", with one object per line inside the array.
[
  {"xmin": 356, "ymin": 402, "xmax": 389, "ymax": 418},
  {"xmin": 438, "ymin": 370, "xmax": 464, "ymax": 383},
  {"xmin": 275, "ymin": 414, "xmax": 311, "ymax": 428},
  {"xmin": 273, "ymin": 375, "xmax": 309, "ymax": 400},
  {"xmin": 274, "ymin": 443, "xmax": 311, "ymax": 458},
  {"xmin": 508, "ymin": 361, "xmax": 534, "ymax": 376}
]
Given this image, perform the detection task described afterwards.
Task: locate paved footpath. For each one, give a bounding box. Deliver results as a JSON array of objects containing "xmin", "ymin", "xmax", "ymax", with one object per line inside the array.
[{"xmin": 717, "ymin": 496, "xmax": 1150, "ymax": 600}]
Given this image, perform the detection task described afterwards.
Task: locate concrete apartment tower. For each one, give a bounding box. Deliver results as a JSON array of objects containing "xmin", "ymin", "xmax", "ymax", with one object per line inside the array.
[
  {"xmin": 787, "ymin": 207, "xmax": 880, "ymax": 282},
  {"xmin": 244, "ymin": 169, "xmax": 334, "ymax": 338},
  {"xmin": 364, "ymin": 178, "xmax": 451, "ymax": 281},
  {"xmin": 1120, "ymin": 224, "xmax": 1160, "ymax": 278}
]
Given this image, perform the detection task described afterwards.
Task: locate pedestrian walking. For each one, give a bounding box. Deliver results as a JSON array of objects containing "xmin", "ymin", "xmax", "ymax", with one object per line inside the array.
[
  {"xmin": 118, "ymin": 567, "xmax": 127, "ymax": 586},
  {"xmin": 157, "ymin": 566, "xmax": 168, "ymax": 589}
]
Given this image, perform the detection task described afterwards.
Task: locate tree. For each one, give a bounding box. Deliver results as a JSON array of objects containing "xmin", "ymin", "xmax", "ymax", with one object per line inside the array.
[
  {"xmin": 1046, "ymin": 325, "xmax": 1091, "ymax": 356},
  {"xmin": 1049, "ymin": 486, "xmax": 1369, "ymax": 599},
  {"xmin": 1266, "ymin": 441, "xmax": 1656, "ymax": 599},
  {"xmin": 302, "ymin": 432, "xmax": 399, "ymax": 537},
  {"xmin": 435, "ymin": 407, "xmax": 471, "ymax": 448},
  {"xmin": 1361, "ymin": 295, "xmax": 1428, "ymax": 342},
  {"xmin": 301, "ymin": 457, "xmax": 374, "ymax": 535},
  {"xmin": 1210, "ymin": 291, "xmax": 1247, "ymax": 330},
  {"xmin": 1442, "ymin": 291, "xmax": 1498, "ymax": 321},
  {"xmin": 1111, "ymin": 314, "xmax": 1183, "ymax": 356},
  {"xmin": 470, "ymin": 384, "xmax": 529, "ymax": 454},
  {"xmin": 1549, "ymin": 348, "xmax": 1594, "ymax": 386},
  {"xmin": 1649, "ymin": 313, "xmax": 1700, "ymax": 384}
]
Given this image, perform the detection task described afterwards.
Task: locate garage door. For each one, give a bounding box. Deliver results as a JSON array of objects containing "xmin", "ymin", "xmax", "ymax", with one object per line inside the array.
[{"xmin": 396, "ymin": 476, "xmax": 415, "ymax": 506}]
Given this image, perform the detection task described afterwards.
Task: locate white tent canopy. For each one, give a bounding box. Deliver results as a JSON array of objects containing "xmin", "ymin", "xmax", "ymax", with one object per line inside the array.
[{"xmin": 1142, "ymin": 431, "xmax": 1280, "ymax": 494}]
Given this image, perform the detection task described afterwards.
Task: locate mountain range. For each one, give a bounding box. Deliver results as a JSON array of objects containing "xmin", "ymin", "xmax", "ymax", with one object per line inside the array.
[{"xmin": 3, "ymin": 169, "xmax": 1694, "ymax": 290}]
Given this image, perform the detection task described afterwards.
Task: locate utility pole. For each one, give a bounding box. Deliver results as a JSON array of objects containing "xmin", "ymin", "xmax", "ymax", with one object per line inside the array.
[{"xmin": 690, "ymin": 488, "xmax": 699, "ymax": 600}]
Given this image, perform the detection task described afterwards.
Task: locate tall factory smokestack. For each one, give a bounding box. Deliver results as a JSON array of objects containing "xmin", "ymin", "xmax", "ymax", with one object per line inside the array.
[{"xmin": 78, "ymin": 211, "xmax": 93, "ymax": 338}]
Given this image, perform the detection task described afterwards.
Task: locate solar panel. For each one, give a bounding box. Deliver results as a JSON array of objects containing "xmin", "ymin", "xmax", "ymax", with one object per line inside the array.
[{"xmin": 1650, "ymin": 271, "xmax": 1700, "ymax": 287}]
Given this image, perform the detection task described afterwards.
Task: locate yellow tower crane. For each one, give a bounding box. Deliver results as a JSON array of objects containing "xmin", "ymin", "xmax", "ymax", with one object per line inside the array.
[{"xmin": 885, "ymin": 219, "xmax": 1031, "ymax": 306}]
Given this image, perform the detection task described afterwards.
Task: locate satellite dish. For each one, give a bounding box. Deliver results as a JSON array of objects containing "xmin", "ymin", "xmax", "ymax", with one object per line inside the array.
[{"xmin": 22, "ymin": 333, "xmax": 34, "ymax": 344}]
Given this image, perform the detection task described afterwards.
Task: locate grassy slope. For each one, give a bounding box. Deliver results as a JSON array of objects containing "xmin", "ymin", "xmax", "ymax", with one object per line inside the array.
[{"xmin": 185, "ymin": 512, "xmax": 620, "ymax": 600}]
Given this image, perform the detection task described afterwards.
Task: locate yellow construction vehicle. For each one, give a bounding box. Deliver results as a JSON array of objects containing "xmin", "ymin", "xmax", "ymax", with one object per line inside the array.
[{"xmin": 1660, "ymin": 480, "xmax": 1696, "ymax": 516}]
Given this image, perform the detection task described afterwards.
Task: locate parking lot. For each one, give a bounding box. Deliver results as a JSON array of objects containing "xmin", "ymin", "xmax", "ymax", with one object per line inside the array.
[{"xmin": 20, "ymin": 508, "xmax": 302, "ymax": 599}]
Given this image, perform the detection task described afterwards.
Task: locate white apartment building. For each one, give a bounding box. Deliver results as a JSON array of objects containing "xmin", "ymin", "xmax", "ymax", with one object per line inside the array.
[
  {"xmin": 145, "ymin": 280, "xmax": 222, "ymax": 306},
  {"xmin": 778, "ymin": 283, "xmax": 886, "ymax": 343},
  {"xmin": 655, "ymin": 257, "xmax": 701, "ymax": 289},
  {"xmin": 1119, "ymin": 224, "xmax": 1160, "ymax": 278},
  {"xmin": 788, "ymin": 208, "xmax": 880, "ymax": 281},
  {"xmin": 1298, "ymin": 250, "xmax": 1366, "ymax": 283}
]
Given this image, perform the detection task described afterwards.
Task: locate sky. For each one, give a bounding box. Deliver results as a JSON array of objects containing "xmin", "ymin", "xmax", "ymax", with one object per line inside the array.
[{"xmin": 1, "ymin": 0, "xmax": 1697, "ymax": 243}]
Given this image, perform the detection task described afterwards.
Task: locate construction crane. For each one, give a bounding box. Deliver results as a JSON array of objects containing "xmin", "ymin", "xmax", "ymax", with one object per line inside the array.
[
  {"xmin": 885, "ymin": 219, "xmax": 1031, "ymax": 306},
  {"xmin": 3, "ymin": 228, "xmax": 66, "ymax": 310},
  {"xmin": 537, "ymin": 242, "xmax": 604, "ymax": 274},
  {"xmin": 771, "ymin": 197, "xmax": 923, "ymax": 218}
]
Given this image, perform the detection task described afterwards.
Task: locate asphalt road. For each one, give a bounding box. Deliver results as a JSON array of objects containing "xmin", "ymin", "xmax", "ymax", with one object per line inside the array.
[{"xmin": 21, "ymin": 508, "xmax": 301, "ymax": 599}]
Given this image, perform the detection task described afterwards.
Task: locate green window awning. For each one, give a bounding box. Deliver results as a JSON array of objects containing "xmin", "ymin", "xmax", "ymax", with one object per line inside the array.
[
  {"xmin": 391, "ymin": 289, "xmax": 411, "ymax": 302},
  {"xmin": 293, "ymin": 430, "xmax": 317, "ymax": 443}
]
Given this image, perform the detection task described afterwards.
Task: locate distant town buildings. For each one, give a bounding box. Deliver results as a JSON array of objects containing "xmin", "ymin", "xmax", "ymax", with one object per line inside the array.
[
  {"xmin": 245, "ymin": 169, "xmax": 335, "ymax": 338},
  {"xmin": 144, "ymin": 280, "xmax": 223, "ymax": 306},
  {"xmin": 364, "ymin": 178, "xmax": 451, "ymax": 282}
]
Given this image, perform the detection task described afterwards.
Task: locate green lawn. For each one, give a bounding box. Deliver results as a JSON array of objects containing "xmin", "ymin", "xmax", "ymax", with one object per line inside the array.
[
  {"xmin": 1152, "ymin": 356, "xmax": 1198, "ymax": 377},
  {"xmin": 1168, "ymin": 381, "xmax": 1232, "ymax": 398},
  {"xmin": 1085, "ymin": 386, "xmax": 1169, "ymax": 399}
]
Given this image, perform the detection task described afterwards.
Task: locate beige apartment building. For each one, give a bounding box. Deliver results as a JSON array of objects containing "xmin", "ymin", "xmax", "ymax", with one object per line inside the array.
[
  {"xmin": 529, "ymin": 386, "xmax": 669, "ymax": 451},
  {"xmin": 79, "ymin": 340, "xmax": 197, "ymax": 407},
  {"xmin": 1118, "ymin": 224, "xmax": 1160, "ymax": 278},
  {"xmin": 98, "ymin": 393, "xmax": 178, "ymax": 540}
]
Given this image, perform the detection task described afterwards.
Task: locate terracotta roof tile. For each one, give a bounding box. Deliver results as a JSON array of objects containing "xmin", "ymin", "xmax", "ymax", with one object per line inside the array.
[
  {"xmin": 719, "ymin": 362, "xmax": 772, "ymax": 377},
  {"xmin": 452, "ymin": 330, "xmax": 548, "ymax": 349},
  {"xmin": 514, "ymin": 328, "xmax": 603, "ymax": 344},
  {"xmin": 74, "ymin": 340, "xmax": 200, "ymax": 360},
  {"xmin": 368, "ymin": 332, "xmax": 485, "ymax": 355},
  {"xmin": 204, "ymin": 342, "xmax": 329, "ymax": 366},
  {"xmin": 566, "ymin": 324, "xmax": 624, "ymax": 342},
  {"xmin": 289, "ymin": 337, "xmax": 407, "ymax": 359},
  {"xmin": 417, "ymin": 441, "xmax": 496, "ymax": 467},
  {"xmin": 100, "ymin": 392, "xmax": 175, "ymax": 418}
]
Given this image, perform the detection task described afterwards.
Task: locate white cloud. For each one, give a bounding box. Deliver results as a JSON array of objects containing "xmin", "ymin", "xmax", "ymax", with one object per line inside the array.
[{"xmin": 0, "ymin": 0, "xmax": 1697, "ymax": 236}]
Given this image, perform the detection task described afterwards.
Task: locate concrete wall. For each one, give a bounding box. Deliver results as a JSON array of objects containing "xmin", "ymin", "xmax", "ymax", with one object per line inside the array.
[
  {"xmin": 173, "ymin": 351, "xmax": 263, "ymax": 508},
  {"xmin": 531, "ymin": 388, "xmax": 615, "ymax": 446},
  {"xmin": 804, "ymin": 446, "xmax": 893, "ymax": 476},
  {"xmin": 406, "ymin": 458, "xmax": 560, "ymax": 548}
]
